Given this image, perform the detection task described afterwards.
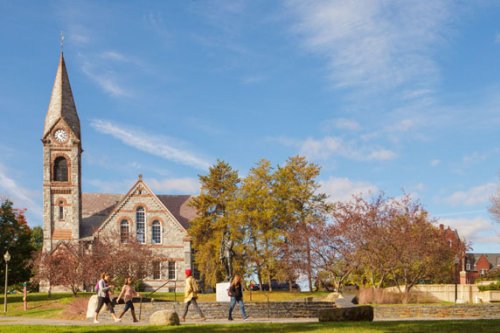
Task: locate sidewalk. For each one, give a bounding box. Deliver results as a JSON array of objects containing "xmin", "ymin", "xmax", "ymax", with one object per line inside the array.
[{"xmin": 0, "ymin": 315, "xmax": 318, "ymax": 326}]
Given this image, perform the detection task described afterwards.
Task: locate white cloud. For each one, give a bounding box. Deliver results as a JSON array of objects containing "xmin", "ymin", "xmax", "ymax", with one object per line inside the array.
[
  {"xmin": 0, "ymin": 163, "xmax": 42, "ymax": 219},
  {"xmin": 439, "ymin": 216, "xmax": 500, "ymax": 246},
  {"xmin": 444, "ymin": 183, "xmax": 497, "ymax": 206},
  {"xmin": 430, "ymin": 159, "xmax": 441, "ymax": 167},
  {"xmin": 320, "ymin": 176, "xmax": 378, "ymax": 202},
  {"xmin": 91, "ymin": 119, "xmax": 212, "ymax": 170},
  {"xmin": 287, "ymin": 0, "xmax": 452, "ymax": 91},
  {"xmin": 149, "ymin": 177, "xmax": 200, "ymax": 194},
  {"xmin": 366, "ymin": 149, "xmax": 397, "ymax": 161},
  {"xmin": 299, "ymin": 136, "xmax": 397, "ymax": 161},
  {"xmin": 385, "ymin": 118, "xmax": 420, "ymax": 133}
]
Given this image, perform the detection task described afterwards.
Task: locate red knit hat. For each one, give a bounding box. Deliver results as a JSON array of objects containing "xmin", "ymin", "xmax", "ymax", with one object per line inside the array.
[{"xmin": 185, "ymin": 269, "xmax": 192, "ymax": 277}]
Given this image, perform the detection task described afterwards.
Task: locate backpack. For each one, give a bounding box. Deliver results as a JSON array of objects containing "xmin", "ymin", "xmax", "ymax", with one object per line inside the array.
[{"xmin": 192, "ymin": 278, "xmax": 200, "ymax": 293}]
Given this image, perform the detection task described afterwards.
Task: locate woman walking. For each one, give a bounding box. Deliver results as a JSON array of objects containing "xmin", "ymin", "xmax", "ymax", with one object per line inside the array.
[
  {"xmin": 181, "ymin": 269, "xmax": 206, "ymax": 322},
  {"xmin": 228, "ymin": 274, "xmax": 249, "ymax": 321},
  {"xmin": 116, "ymin": 277, "xmax": 141, "ymax": 322},
  {"xmin": 94, "ymin": 273, "xmax": 121, "ymax": 324}
]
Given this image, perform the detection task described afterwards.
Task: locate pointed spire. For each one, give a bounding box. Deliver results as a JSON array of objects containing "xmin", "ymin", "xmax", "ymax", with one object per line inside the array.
[{"xmin": 43, "ymin": 53, "xmax": 81, "ymax": 140}]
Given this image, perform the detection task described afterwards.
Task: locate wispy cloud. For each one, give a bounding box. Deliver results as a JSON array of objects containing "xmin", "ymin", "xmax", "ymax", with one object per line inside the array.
[
  {"xmin": 0, "ymin": 163, "xmax": 42, "ymax": 220},
  {"xmin": 320, "ymin": 176, "xmax": 378, "ymax": 202},
  {"xmin": 444, "ymin": 182, "xmax": 497, "ymax": 206},
  {"xmin": 87, "ymin": 179, "xmax": 134, "ymax": 194},
  {"xmin": 287, "ymin": 0, "xmax": 453, "ymax": 92},
  {"xmin": 322, "ymin": 118, "xmax": 361, "ymax": 132},
  {"xmin": 299, "ymin": 136, "xmax": 397, "ymax": 161},
  {"xmin": 430, "ymin": 159, "xmax": 441, "ymax": 167},
  {"xmin": 80, "ymin": 58, "xmax": 129, "ymax": 97},
  {"xmin": 91, "ymin": 119, "xmax": 212, "ymax": 170},
  {"xmin": 149, "ymin": 177, "xmax": 200, "ymax": 194},
  {"xmin": 184, "ymin": 117, "xmax": 224, "ymax": 136},
  {"xmin": 241, "ymin": 75, "xmax": 266, "ymax": 85}
]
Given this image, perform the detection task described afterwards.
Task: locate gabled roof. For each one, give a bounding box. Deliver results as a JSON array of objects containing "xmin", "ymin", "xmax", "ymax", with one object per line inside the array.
[
  {"xmin": 81, "ymin": 193, "xmax": 123, "ymax": 238},
  {"xmin": 80, "ymin": 184, "xmax": 196, "ymax": 239},
  {"xmin": 43, "ymin": 53, "xmax": 81, "ymax": 140},
  {"xmin": 157, "ymin": 195, "xmax": 196, "ymax": 229}
]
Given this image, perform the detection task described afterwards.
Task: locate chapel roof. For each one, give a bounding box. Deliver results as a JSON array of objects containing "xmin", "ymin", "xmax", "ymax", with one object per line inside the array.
[
  {"xmin": 80, "ymin": 193, "xmax": 195, "ymax": 239},
  {"xmin": 43, "ymin": 53, "xmax": 81, "ymax": 139}
]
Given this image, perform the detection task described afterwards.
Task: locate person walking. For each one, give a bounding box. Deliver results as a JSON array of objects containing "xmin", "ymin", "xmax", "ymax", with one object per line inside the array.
[
  {"xmin": 94, "ymin": 273, "xmax": 121, "ymax": 324},
  {"xmin": 181, "ymin": 269, "xmax": 206, "ymax": 322},
  {"xmin": 116, "ymin": 277, "xmax": 141, "ymax": 322},
  {"xmin": 228, "ymin": 274, "xmax": 249, "ymax": 321}
]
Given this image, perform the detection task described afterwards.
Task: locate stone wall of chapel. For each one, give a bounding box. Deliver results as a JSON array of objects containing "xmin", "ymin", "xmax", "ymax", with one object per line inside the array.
[{"xmin": 99, "ymin": 190, "xmax": 190, "ymax": 273}]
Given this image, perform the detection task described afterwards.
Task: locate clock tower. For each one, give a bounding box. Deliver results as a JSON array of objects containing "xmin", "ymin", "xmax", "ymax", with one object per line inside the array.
[{"xmin": 42, "ymin": 53, "xmax": 82, "ymax": 252}]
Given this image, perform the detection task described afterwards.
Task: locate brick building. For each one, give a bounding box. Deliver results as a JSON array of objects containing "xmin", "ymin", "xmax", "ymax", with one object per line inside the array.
[
  {"xmin": 41, "ymin": 53, "xmax": 196, "ymax": 291},
  {"xmin": 439, "ymin": 224, "xmax": 466, "ymax": 284},
  {"xmin": 464, "ymin": 253, "xmax": 500, "ymax": 283}
]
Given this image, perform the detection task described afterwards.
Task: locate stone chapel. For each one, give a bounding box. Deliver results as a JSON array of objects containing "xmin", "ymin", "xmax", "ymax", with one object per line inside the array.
[{"xmin": 41, "ymin": 53, "xmax": 196, "ymax": 291}]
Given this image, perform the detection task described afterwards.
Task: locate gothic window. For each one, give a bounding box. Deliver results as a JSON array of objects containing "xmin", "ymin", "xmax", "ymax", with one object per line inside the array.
[
  {"xmin": 58, "ymin": 201, "xmax": 64, "ymax": 220},
  {"xmin": 53, "ymin": 157, "xmax": 68, "ymax": 182},
  {"xmin": 120, "ymin": 220, "xmax": 129, "ymax": 243},
  {"xmin": 136, "ymin": 207, "xmax": 145, "ymax": 243},
  {"xmin": 168, "ymin": 261, "xmax": 176, "ymax": 280},
  {"xmin": 152, "ymin": 220, "xmax": 161, "ymax": 244},
  {"xmin": 152, "ymin": 261, "xmax": 161, "ymax": 279}
]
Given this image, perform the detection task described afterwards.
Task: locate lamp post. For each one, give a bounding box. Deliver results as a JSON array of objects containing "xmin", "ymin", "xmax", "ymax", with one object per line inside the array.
[
  {"xmin": 454, "ymin": 256, "xmax": 459, "ymax": 303},
  {"xmin": 3, "ymin": 250, "xmax": 11, "ymax": 314}
]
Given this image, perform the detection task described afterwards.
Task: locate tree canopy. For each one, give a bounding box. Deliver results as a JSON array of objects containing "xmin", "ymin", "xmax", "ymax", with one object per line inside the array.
[{"xmin": 0, "ymin": 200, "xmax": 35, "ymax": 288}]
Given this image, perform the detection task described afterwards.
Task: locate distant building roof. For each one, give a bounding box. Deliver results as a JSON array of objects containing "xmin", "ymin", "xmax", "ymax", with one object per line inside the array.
[{"xmin": 465, "ymin": 253, "xmax": 500, "ymax": 270}]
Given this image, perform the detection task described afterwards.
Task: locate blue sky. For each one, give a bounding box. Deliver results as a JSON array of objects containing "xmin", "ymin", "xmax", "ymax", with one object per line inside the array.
[{"xmin": 0, "ymin": 0, "xmax": 499, "ymax": 253}]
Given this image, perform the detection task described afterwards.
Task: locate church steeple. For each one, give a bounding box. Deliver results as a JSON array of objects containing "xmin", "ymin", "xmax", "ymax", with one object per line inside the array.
[
  {"xmin": 43, "ymin": 53, "xmax": 81, "ymax": 140},
  {"xmin": 42, "ymin": 52, "xmax": 82, "ymax": 252}
]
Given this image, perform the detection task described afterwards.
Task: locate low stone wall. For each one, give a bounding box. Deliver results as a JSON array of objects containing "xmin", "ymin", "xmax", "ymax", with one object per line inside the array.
[
  {"xmin": 374, "ymin": 304, "xmax": 500, "ymax": 320},
  {"xmin": 96, "ymin": 301, "xmax": 335, "ymax": 322}
]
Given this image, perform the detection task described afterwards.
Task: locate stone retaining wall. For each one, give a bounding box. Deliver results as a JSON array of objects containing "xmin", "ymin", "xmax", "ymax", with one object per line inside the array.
[
  {"xmin": 374, "ymin": 304, "xmax": 500, "ymax": 320},
  {"xmin": 96, "ymin": 301, "xmax": 500, "ymax": 322},
  {"xmin": 98, "ymin": 301, "xmax": 335, "ymax": 321}
]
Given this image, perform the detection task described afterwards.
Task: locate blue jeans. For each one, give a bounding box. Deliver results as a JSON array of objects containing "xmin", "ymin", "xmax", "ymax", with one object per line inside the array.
[{"xmin": 229, "ymin": 297, "xmax": 247, "ymax": 319}]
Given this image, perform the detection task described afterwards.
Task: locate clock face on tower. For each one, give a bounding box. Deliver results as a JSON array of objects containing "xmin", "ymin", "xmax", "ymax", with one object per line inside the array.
[{"xmin": 54, "ymin": 129, "xmax": 68, "ymax": 143}]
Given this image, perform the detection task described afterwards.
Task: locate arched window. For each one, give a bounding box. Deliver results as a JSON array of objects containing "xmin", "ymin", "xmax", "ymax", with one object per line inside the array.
[
  {"xmin": 53, "ymin": 156, "xmax": 68, "ymax": 182},
  {"xmin": 58, "ymin": 201, "xmax": 64, "ymax": 220},
  {"xmin": 120, "ymin": 220, "xmax": 129, "ymax": 243},
  {"xmin": 136, "ymin": 207, "xmax": 145, "ymax": 243},
  {"xmin": 152, "ymin": 220, "xmax": 161, "ymax": 244}
]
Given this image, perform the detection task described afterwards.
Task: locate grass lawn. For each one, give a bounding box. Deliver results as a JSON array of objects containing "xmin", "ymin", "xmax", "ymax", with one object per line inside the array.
[{"xmin": 0, "ymin": 320, "xmax": 499, "ymax": 333}]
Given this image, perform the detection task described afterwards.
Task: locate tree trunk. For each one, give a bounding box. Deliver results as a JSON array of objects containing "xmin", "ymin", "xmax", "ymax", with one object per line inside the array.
[{"xmin": 306, "ymin": 236, "xmax": 313, "ymax": 292}]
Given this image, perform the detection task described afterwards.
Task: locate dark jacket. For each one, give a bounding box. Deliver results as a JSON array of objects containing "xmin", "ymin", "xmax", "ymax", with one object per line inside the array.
[{"xmin": 229, "ymin": 282, "xmax": 243, "ymax": 300}]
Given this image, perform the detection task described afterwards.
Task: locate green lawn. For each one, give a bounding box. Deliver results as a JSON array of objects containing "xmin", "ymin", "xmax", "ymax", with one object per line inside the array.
[{"xmin": 0, "ymin": 321, "xmax": 499, "ymax": 333}]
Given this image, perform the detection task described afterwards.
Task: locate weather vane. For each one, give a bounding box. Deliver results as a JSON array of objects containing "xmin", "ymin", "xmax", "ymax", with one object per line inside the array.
[{"xmin": 60, "ymin": 31, "xmax": 64, "ymax": 53}]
